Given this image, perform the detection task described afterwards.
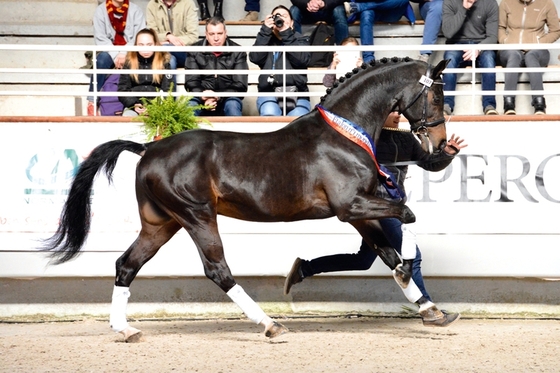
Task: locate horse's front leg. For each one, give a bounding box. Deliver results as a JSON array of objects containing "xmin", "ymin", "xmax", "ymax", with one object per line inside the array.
[
  {"xmin": 187, "ymin": 219, "xmax": 288, "ymax": 339},
  {"xmin": 335, "ymin": 194, "xmax": 416, "ymax": 224}
]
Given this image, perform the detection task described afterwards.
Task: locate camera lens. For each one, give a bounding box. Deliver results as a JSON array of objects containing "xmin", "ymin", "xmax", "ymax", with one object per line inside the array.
[{"xmin": 273, "ymin": 14, "xmax": 284, "ymax": 28}]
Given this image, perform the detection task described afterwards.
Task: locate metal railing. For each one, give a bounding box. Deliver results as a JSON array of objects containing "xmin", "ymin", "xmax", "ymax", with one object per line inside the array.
[{"xmin": 1, "ymin": 43, "xmax": 560, "ymax": 115}]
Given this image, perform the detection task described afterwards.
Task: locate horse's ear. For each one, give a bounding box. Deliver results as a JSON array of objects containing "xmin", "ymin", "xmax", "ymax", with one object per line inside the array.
[{"xmin": 431, "ymin": 59, "xmax": 450, "ymax": 79}]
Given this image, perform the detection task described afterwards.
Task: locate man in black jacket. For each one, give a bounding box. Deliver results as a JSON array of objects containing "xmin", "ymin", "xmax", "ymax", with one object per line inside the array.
[{"xmin": 185, "ymin": 17, "xmax": 248, "ymax": 116}]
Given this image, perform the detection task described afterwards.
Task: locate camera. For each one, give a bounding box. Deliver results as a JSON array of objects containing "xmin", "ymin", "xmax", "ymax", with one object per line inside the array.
[
  {"xmin": 267, "ymin": 74, "xmax": 276, "ymax": 85},
  {"xmin": 272, "ymin": 13, "xmax": 284, "ymax": 28}
]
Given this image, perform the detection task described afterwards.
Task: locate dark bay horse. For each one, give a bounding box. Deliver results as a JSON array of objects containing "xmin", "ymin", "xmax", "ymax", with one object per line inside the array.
[{"xmin": 43, "ymin": 57, "xmax": 449, "ymax": 342}]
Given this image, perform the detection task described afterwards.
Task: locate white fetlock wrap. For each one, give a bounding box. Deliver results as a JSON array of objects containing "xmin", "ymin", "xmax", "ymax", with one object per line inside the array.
[
  {"xmin": 419, "ymin": 300, "xmax": 436, "ymax": 312},
  {"xmin": 110, "ymin": 285, "xmax": 131, "ymax": 332},
  {"xmin": 397, "ymin": 277, "xmax": 423, "ymax": 304},
  {"xmin": 401, "ymin": 222, "xmax": 417, "ymax": 260},
  {"xmin": 226, "ymin": 284, "xmax": 267, "ymax": 325}
]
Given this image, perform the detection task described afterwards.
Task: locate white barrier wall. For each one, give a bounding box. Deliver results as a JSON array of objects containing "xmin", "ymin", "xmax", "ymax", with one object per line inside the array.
[{"xmin": 0, "ymin": 119, "xmax": 559, "ymax": 280}]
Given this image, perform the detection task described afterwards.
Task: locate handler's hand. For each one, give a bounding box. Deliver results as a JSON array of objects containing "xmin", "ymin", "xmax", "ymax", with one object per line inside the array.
[{"xmin": 444, "ymin": 134, "xmax": 467, "ymax": 155}]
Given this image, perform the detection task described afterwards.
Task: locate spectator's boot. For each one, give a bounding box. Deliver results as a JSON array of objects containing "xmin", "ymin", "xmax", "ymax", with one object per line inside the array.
[
  {"xmin": 504, "ymin": 96, "xmax": 516, "ymax": 115},
  {"xmin": 198, "ymin": 0, "xmax": 210, "ymax": 21},
  {"xmin": 213, "ymin": 0, "xmax": 223, "ymax": 20},
  {"xmin": 533, "ymin": 96, "xmax": 546, "ymax": 115}
]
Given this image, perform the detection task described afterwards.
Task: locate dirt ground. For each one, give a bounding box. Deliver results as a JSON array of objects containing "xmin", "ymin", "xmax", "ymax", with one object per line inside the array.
[{"xmin": 1, "ymin": 316, "xmax": 559, "ymax": 373}]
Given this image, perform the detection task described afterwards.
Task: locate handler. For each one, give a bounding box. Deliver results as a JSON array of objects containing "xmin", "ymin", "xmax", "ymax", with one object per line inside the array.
[{"xmin": 284, "ymin": 111, "xmax": 467, "ymax": 327}]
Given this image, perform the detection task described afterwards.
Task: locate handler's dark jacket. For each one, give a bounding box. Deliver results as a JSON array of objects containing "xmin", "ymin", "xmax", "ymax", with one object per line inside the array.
[
  {"xmin": 184, "ymin": 38, "xmax": 248, "ymax": 100},
  {"xmin": 377, "ymin": 128, "xmax": 456, "ymax": 202},
  {"xmin": 249, "ymin": 25, "xmax": 311, "ymax": 96},
  {"xmin": 117, "ymin": 54, "xmax": 173, "ymax": 108}
]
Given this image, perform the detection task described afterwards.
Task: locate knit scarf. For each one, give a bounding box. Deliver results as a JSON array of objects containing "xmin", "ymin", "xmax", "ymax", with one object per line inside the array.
[{"xmin": 106, "ymin": 0, "xmax": 129, "ymax": 46}]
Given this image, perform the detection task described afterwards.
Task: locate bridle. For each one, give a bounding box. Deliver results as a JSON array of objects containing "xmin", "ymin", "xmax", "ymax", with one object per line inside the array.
[{"xmin": 398, "ymin": 64, "xmax": 446, "ymax": 136}]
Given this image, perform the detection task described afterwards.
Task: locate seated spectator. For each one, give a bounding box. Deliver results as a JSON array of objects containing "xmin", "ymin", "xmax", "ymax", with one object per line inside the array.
[
  {"xmin": 117, "ymin": 28, "xmax": 173, "ymax": 117},
  {"xmin": 411, "ymin": 0, "xmax": 444, "ymax": 62},
  {"xmin": 322, "ymin": 37, "xmax": 363, "ymax": 87},
  {"xmin": 441, "ymin": 0, "xmax": 499, "ymax": 116},
  {"xmin": 290, "ymin": 0, "xmax": 348, "ymax": 45},
  {"xmin": 498, "ymin": 0, "xmax": 560, "ymax": 115},
  {"xmin": 185, "ymin": 17, "xmax": 248, "ymax": 116},
  {"xmin": 89, "ymin": 0, "xmax": 146, "ymax": 116},
  {"xmin": 240, "ymin": 0, "xmax": 260, "ymax": 21},
  {"xmin": 343, "ymin": 0, "xmax": 414, "ymax": 63},
  {"xmin": 146, "ymin": 0, "xmax": 199, "ymax": 70},
  {"xmin": 249, "ymin": 5, "xmax": 311, "ymax": 116},
  {"xmin": 197, "ymin": 0, "xmax": 222, "ymax": 21}
]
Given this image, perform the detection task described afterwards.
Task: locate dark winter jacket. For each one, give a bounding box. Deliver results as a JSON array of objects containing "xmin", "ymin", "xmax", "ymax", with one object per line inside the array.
[
  {"xmin": 249, "ymin": 25, "xmax": 311, "ymax": 95},
  {"xmin": 377, "ymin": 128, "xmax": 456, "ymax": 202},
  {"xmin": 117, "ymin": 54, "xmax": 173, "ymax": 108},
  {"xmin": 184, "ymin": 38, "xmax": 248, "ymax": 99}
]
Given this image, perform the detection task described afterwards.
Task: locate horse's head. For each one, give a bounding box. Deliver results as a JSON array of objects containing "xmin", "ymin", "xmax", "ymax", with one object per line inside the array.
[{"xmin": 398, "ymin": 59, "xmax": 449, "ymax": 154}]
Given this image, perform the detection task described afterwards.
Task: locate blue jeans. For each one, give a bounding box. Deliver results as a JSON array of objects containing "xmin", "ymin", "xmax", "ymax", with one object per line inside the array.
[
  {"xmin": 189, "ymin": 97, "xmax": 243, "ymax": 116},
  {"xmin": 256, "ymin": 96, "xmax": 311, "ymax": 116},
  {"xmin": 356, "ymin": 0, "xmax": 410, "ymax": 62},
  {"xmin": 443, "ymin": 44, "xmax": 497, "ymax": 110},
  {"xmin": 88, "ymin": 51, "xmax": 114, "ymax": 94},
  {"xmin": 302, "ymin": 217, "xmax": 431, "ymax": 301},
  {"xmin": 244, "ymin": 0, "xmax": 259, "ymax": 12},
  {"xmin": 419, "ymin": 0, "xmax": 442, "ymax": 55},
  {"xmin": 499, "ymin": 49, "xmax": 549, "ymax": 99},
  {"xmin": 290, "ymin": 5, "xmax": 349, "ymax": 45}
]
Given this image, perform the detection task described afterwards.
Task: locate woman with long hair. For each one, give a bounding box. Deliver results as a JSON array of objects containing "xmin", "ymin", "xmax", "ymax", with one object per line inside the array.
[{"xmin": 118, "ymin": 28, "xmax": 173, "ymax": 116}]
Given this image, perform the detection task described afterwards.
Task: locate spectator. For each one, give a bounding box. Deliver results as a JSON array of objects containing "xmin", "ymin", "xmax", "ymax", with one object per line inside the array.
[
  {"xmin": 343, "ymin": 0, "xmax": 415, "ymax": 63},
  {"xmin": 411, "ymin": 0, "xmax": 444, "ymax": 62},
  {"xmin": 498, "ymin": 0, "xmax": 560, "ymax": 115},
  {"xmin": 284, "ymin": 111, "xmax": 467, "ymax": 327},
  {"xmin": 240, "ymin": 0, "xmax": 260, "ymax": 21},
  {"xmin": 322, "ymin": 36, "xmax": 363, "ymax": 88},
  {"xmin": 290, "ymin": 0, "xmax": 348, "ymax": 45},
  {"xmin": 185, "ymin": 17, "xmax": 248, "ymax": 116},
  {"xmin": 146, "ymin": 0, "xmax": 199, "ymax": 70},
  {"xmin": 89, "ymin": 0, "xmax": 146, "ymax": 116},
  {"xmin": 197, "ymin": 0, "xmax": 223, "ymax": 21},
  {"xmin": 249, "ymin": 5, "xmax": 312, "ymax": 116},
  {"xmin": 441, "ymin": 0, "xmax": 499, "ymax": 116},
  {"xmin": 117, "ymin": 28, "xmax": 173, "ymax": 117}
]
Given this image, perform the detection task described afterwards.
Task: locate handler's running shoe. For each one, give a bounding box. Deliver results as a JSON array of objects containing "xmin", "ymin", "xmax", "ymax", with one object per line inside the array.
[
  {"xmin": 420, "ymin": 305, "xmax": 460, "ymax": 327},
  {"xmin": 284, "ymin": 257, "xmax": 304, "ymax": 295}
]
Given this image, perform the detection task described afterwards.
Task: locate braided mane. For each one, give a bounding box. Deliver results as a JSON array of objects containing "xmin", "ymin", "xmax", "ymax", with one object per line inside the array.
[{"xmin": 319, "ymin": 56, "xmax": 414, "ymax": 103}]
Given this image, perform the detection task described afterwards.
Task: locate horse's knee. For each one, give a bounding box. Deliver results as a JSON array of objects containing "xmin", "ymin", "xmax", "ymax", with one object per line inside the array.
[{"xmin": 401, "ymin": 205, "xmax": 416, "ymax": 224}]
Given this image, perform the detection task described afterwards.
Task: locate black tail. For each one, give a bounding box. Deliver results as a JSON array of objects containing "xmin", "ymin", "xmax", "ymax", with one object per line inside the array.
[{"xmin": 41, "ymin": 140, "xmax": 148, "ymax": 264}]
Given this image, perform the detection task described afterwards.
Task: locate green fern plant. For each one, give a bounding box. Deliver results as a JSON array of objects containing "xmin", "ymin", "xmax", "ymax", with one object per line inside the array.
[{"xmin": 137, "ymin": 88, "xmax": 209, "ymax": 140}]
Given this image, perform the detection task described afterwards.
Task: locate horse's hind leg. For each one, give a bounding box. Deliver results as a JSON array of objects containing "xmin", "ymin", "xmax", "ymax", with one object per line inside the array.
[
  {"xmin": 110, "ymin": 219, "xmax": 181, "ymax": 342},
  {"xmin": 185, "ymin": 218, "xmax": 288, "ymax": 338}
]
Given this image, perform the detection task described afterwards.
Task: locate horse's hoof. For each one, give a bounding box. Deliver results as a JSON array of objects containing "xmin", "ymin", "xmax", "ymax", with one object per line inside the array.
[
  {"xmin": 420, "ymin": 306, "xmax": 460, "ymax": 327},
  {"xmin": 401, "ymin": 205, "xmax": 416, "ymax": 224},
  {"xmin": 264, "ymin": 321, "xmax": 289, "ymax": 338},
  {"xmin": 393, "ymin": 263, "xmax": 411, "ymax": 289},
  {"xmin": 120, "ymin": 327, "xmax": 143, "ymax": 343}
]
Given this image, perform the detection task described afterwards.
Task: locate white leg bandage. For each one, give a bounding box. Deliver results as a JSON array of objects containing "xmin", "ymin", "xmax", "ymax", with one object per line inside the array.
[
  {"xmin": 110, "ymin": 285, "xmax": 130, "ymax": 332},
  {"xmin": 397, "ymin": 278, "xmax": 423, "ymax": 304},
  {"xmin": 401, "ymin": 222, "xmax": 417, "ymax": 260},
  {"xmin": 227, "ymin": 284, "xmax": 267, "ymax": 325}
]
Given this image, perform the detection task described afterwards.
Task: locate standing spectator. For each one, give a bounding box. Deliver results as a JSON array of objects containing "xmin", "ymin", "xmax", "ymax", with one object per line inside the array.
[
  {"xmin": 146, "ymin": 0, "xmax": 199, "ymax": 70},
  {"xmin": 290, "ymin": 0, "xmax": 348, "ymax": 45},
  {"xmin": 441, "ymin": 0, "xmax": 499, "ymax": 116},
  {"xmin": 498, "ymin": 0, "xmax": 560, "ymax": 115},
  {"xmin": 117, "ymin": 29, "xmax": 173, "ymax": 117},
  {"xmin": 249, "ymin": 5, "xmax": 312, "ymax": 116},
  {"xmin": 240, "ymin": 0, "xmax": 260, "ymax": 21},
  {"xmin": 185, "ymin": 17, "xmax": 248, "ymax": 116},
  {"xmin": 343, "ymin": 0, "xmax": 414, "ymax": 63},
  {"xmin": 411, "ymin": 0, "xmax": 444, "ymax": 62},
  {"xmin": 197, "ymin": 0, "xmax": 223, "ymax": 21},
  {"xmin": 89, "ymin": 0, "xmax": 146, "ymax": 115},
  {"xmin": 284, "ymin": 111, "xmax": 466, "ymax": 327}
]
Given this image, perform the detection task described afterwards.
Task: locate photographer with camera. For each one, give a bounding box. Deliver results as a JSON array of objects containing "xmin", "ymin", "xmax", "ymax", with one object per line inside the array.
[{"xmin": 249, "ymin": 5, "xmax": 312, "ymax": 116}]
